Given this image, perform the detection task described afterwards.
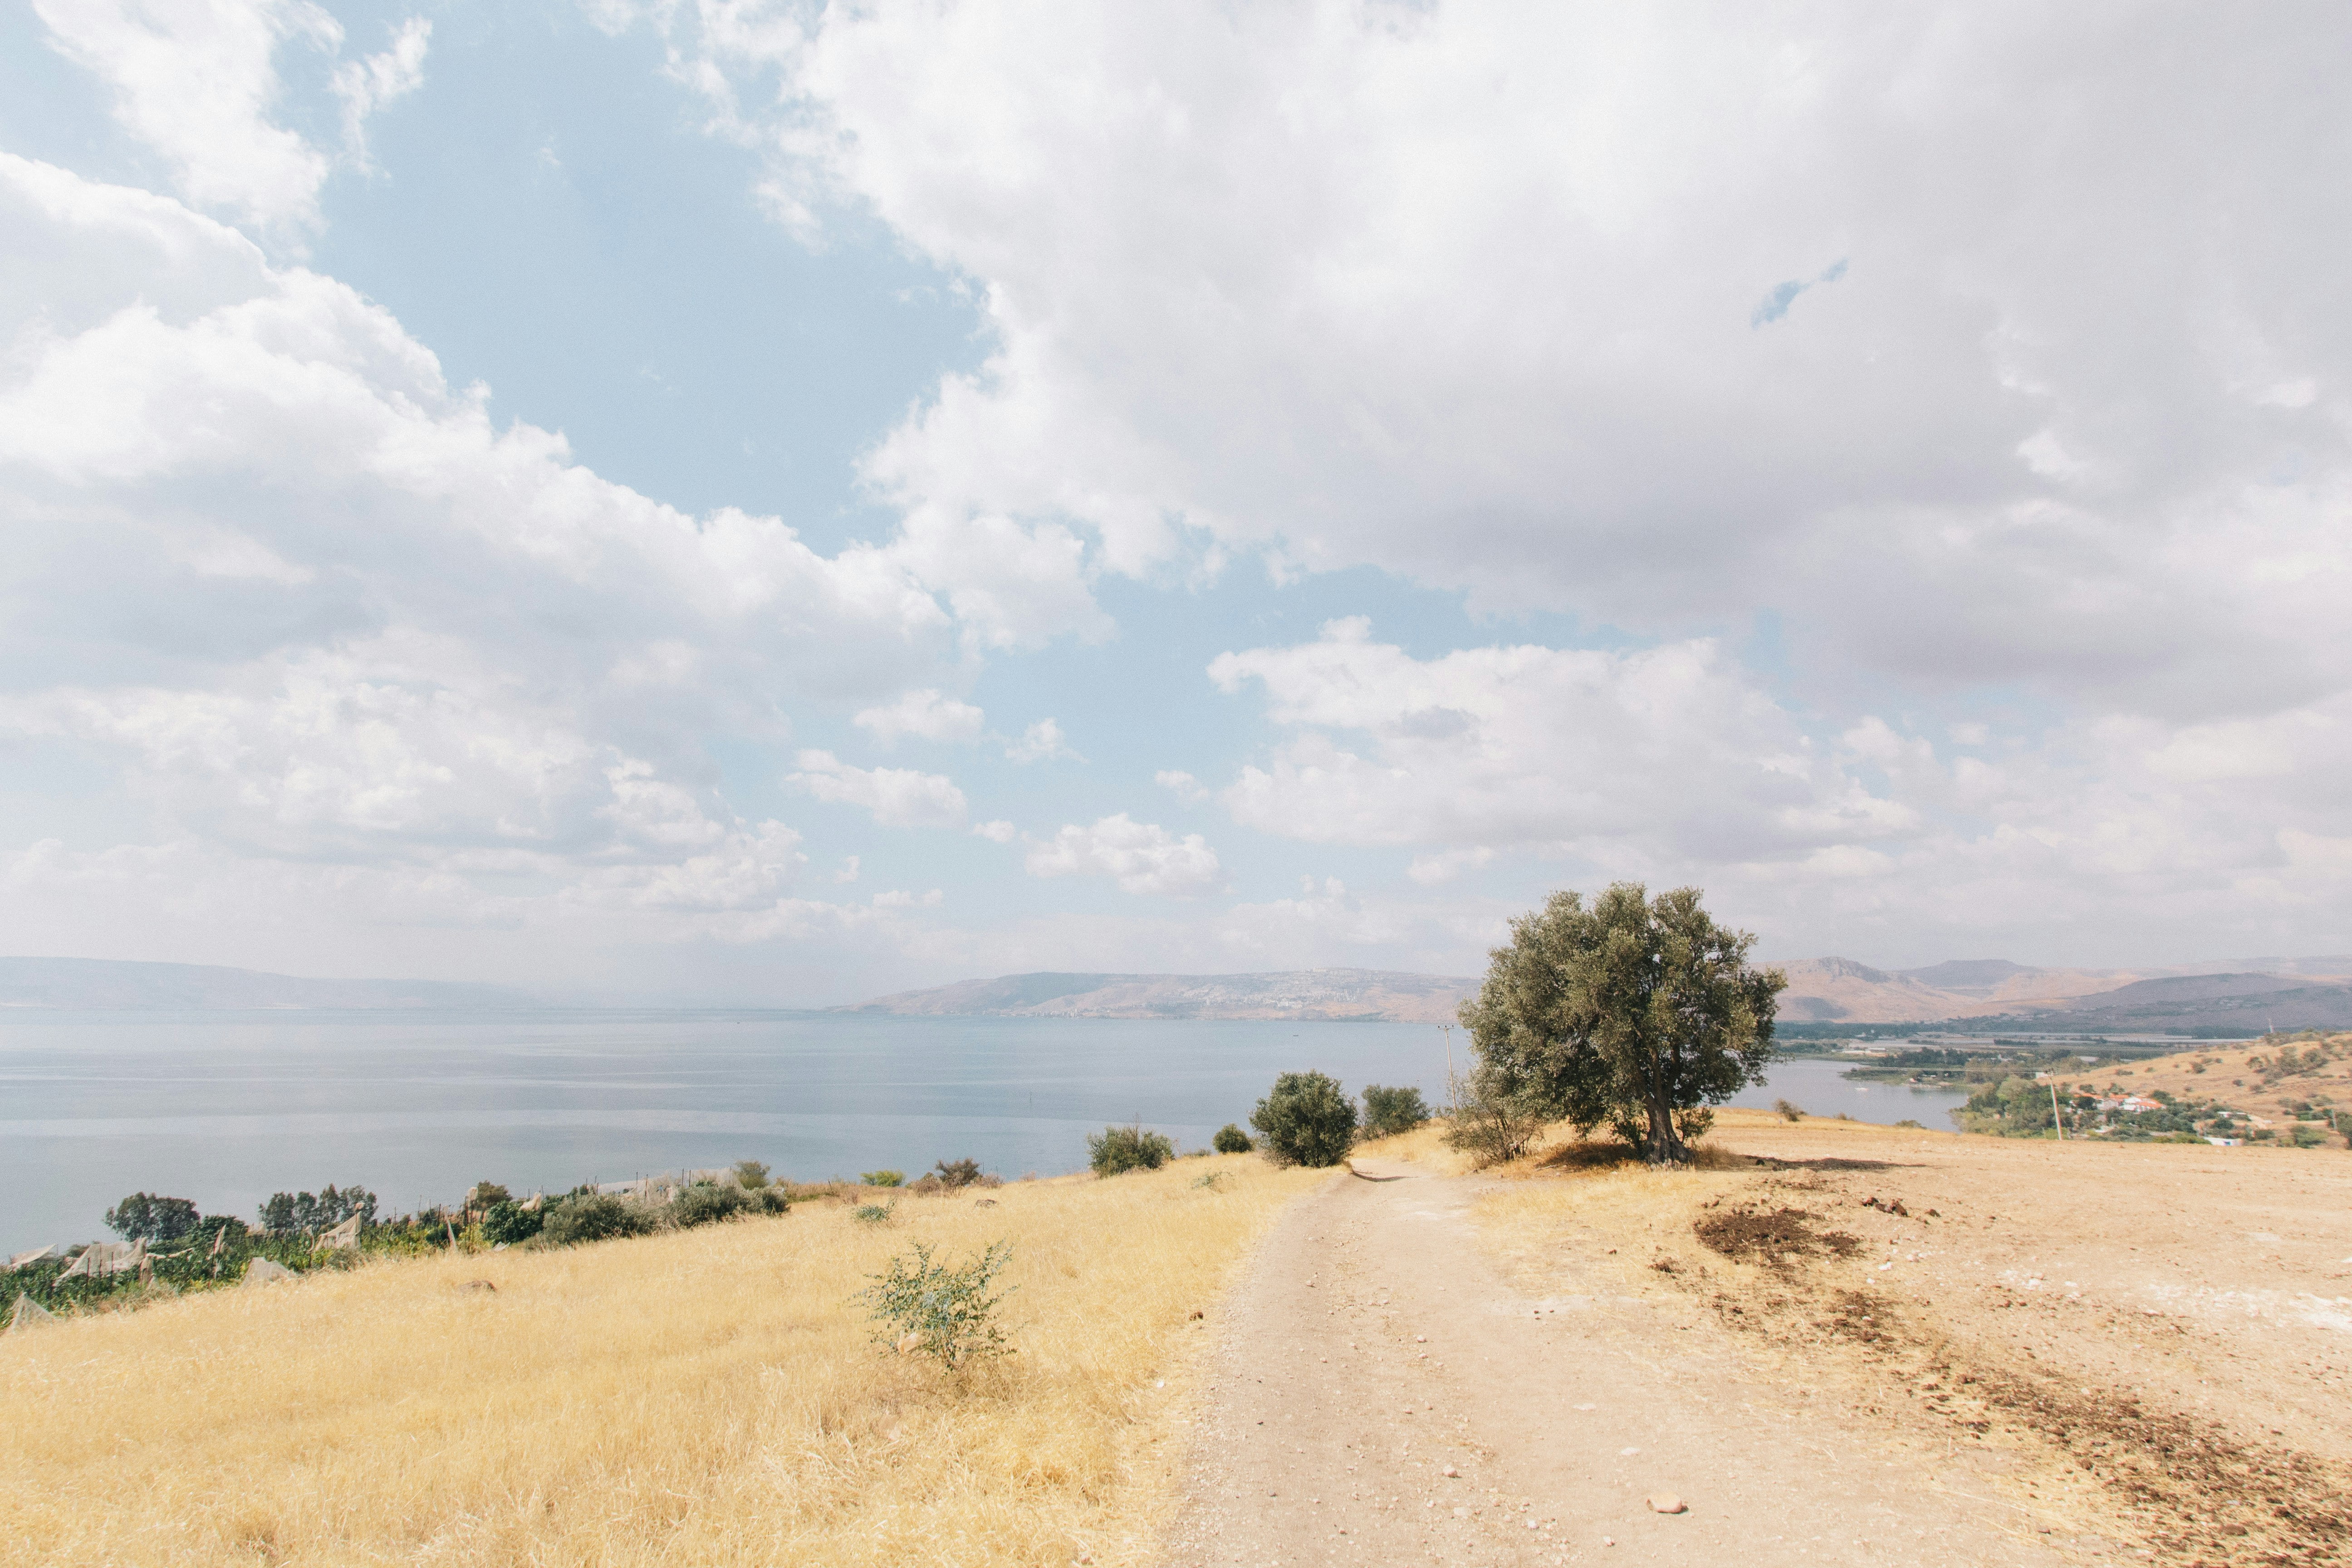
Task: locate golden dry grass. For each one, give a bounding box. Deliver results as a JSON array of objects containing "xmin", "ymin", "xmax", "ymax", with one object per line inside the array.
[{"xmin": 0, "ymin": 1155, "xmax": 1322, "ymax": 1568}]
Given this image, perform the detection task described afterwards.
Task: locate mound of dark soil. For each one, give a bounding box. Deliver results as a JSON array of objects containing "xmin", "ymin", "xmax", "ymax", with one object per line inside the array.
[{"xmin": 1694, "ymin": 1205, "xmax": 1861, "ymax": 1264}]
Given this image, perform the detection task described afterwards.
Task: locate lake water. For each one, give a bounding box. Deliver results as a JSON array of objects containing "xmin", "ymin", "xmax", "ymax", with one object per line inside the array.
[{"xmin": 0, "ymin": 1012, "xmax": 1967, "ymax": 1252}]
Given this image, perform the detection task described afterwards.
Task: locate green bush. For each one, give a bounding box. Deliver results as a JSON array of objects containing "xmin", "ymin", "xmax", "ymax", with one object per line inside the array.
[
  {"xmin": 1211, "ymin": 1123, "xmax": 1253, "ymax": 1154},
  {"xmin": 538, "ymin": 1194, "xmax": 656, "ymax": 1246},
  {"xmin": 1773, "ymin": 1098, "xmax": 1806, "ymax": 1122},
  {"xmin": 856, "ymin": 1240, "xmax": 1016, "ymax": 1369},
  {"xmin": 674, "ymin": 1183, "xmax": 750, "ymax": 1227},
  {"xmin": 104, "ymin": 1192, "xmax": 202, "ymax": 1244},
  {"xmin": 861, "ymin": 1170, "xmax": 905, "ymax": 1188},
  {"xmin": 1250, "ymin": 1071, "xmax": 1357, "ymax": 1167},
  {"xmin": 731, "ymin": 1160, "xmax": 771, "ymax": 1190},
  {"xmin": 1360, "ymin": 1084, "xmax": 1431, "ymax": 1138},
  {"xmin": 852, "ymin": 1200, "xmax": 898, "ymax": 1225},
  {"xmin": 1088, "ymin": 1123, "xmax": 1175, "ymax": 1176},
  {"xmin": 480, "ymin": 1200, "xmax": 542, "ymax": 1246},
  {"xmin": 1441, "ymin": 1066, "xmax": 1544, "ymax": 1168}
]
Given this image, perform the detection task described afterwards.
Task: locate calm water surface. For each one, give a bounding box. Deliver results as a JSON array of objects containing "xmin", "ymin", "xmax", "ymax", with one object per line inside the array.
[{"xmin": 0, "ymin": 1012, "xmax": 1965, "ymax": 1251}]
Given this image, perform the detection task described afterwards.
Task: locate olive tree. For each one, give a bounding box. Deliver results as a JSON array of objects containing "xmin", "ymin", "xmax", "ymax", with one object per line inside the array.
[
  {"xmin": 1250, "ymin": 1071, "xmax": 1357, "ymax": 1166},
  {"xmin": 1459, "ymin": 883, "xmax": 1784, "ymax": 1164}
]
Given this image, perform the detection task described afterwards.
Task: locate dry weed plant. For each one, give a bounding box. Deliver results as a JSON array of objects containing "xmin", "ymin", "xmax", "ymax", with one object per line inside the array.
[{"xmin": 0, "ymin": 1154, "xmax": 1319, "ymax": 1568}]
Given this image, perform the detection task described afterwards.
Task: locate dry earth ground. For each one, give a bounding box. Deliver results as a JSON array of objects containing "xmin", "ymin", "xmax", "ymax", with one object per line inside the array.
[{"xmin": 1161, "ymin": 1112, "xmax": 2352, "ymax": 1568}]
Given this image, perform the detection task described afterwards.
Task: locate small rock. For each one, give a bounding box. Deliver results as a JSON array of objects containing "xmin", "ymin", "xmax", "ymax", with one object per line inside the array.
[
  {"xmin": 1602, "ymin": 1535, "xmax": 1616, "ymax": 1547},
  {"xmin": 895, "ymin": 1332, "xmax": 923, "ymax": 1354},
  {"xmin": 975, "ymin": 1198, "xmax": 997, "ymax": 1208},
  {"xmin": 1646, "ymin": 1492, "xmax": 1686, "ymax": 1514},
  {"xmin": 461, "ymin": 1279, "xmax": 497, "ymax": 1293},
  {"xmin": 1442, "ymin": 1466, "xmax": 1460, "ymax": 1478},
  {"xmin": 1415, "ymin": 1333, "xmax": 1427, "ymax": 1342},
  {"xmin": 1188, "ymin": 1308, "xmax": 1204, "ymax": 1319}
]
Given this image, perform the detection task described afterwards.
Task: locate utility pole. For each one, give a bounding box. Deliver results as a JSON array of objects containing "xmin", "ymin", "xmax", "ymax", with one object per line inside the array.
[{"xmin": 2050, "ymin": 1080, "xmax": 2066, "ymax": 1140}]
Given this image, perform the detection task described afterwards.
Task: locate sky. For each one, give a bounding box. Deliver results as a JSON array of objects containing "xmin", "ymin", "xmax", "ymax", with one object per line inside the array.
[{"xmin": 2, "ymin": 0, "xmax": 2348, "ymax": 1004}]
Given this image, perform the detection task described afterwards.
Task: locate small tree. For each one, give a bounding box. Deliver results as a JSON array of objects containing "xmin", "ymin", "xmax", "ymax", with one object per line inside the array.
[
  {"xmin": 1211, "ymin": 1123, "xmax": 1254, "ymax": 1154},
  {"xmin": 1088, "ymin": 1123, "xmax": 1175, "ymax": 1175},
  {"xmin": 1250, "ymin": 1071, "xmax": 1357, "ymax": 1166},
  {"xmin": 861, "ymin": 1170, "xmax": 906, "ymax": 1188},
  {"xmin": 1361, "ymin": 1084, "xmax": 1431, "ymax": 1138},
  {"xmin": 480, "ymin": 1200, "xmax": 542, "ymax": 1246},
  {"xmin": 105, "ymin": 1193, "xmax": 201, "ymax": 1245},
  {"xmin": 1442, "ymin": 1064, "xmax": 1547, "ymax": 1168},
  {"xmin": 930, "ymin": 1157, "xmax": 984, "ymax": 1189},
  {"xmin": 1773, "ymin": 1098, "xmax": 1805, "ymax": 1122},
  {"xmin": 1460, "ymin": 883, "xmax": 1784, "ymax": 1165},
  {"xmin": 731, "ymin": 1160, "xmax": 772, "ymax": 1190}
]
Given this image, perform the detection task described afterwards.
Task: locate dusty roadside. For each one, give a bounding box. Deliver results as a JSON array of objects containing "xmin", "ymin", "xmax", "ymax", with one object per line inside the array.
[{"xmin": 1158, "ymin": 1113, "xmax": 2352, "ymax": 1567}]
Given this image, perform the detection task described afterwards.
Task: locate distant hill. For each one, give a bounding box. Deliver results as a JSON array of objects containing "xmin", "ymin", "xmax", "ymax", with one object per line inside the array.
[
  {"xmin": 1776, "ymin": 955, "xmax": 2352, "ymax": 1029},
  {"xmin": 841, "ymin": 969, "xmax": 1475, "ymax": 1024},
  {"xmin": 0, "ymin": 957, "xmax": 540, "ymax": 1010}
]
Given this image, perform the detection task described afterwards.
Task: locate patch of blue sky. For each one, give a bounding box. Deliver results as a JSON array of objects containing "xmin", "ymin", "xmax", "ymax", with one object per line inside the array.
[
  {"xmin": 306, "ymin": 2, "xmax": 983, "ymax": 543},
  {"xmin": 1751, "ymin": 257, "xmax": 1849, "ymax": 327}
]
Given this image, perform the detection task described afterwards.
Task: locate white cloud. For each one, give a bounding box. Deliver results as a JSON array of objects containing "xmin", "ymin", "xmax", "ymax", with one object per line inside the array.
[
  {"xmin": 331, "ymin": 17, "xmax": 432, "ymax": 166},
  {"xmin": 788, "ymin": 750, "xmax": 967, "ymax": 828},
  {"xmin": 663, "ymin": 1, "xmax": 2352, "ymax": 720},
  {"xmin": 1407, "ymin": 847, "xmax": 1494, "ymax": 886},
  {"xmin": 1155, "ymin": 769, "xmax": 1209, "ymax": 804},
  {"xmin": 36, "ymin": 0, "xmax": 343, "ymax": 235},
  {"xmin": 1025, "ymin": 814, "xmax": 1224, "ymax": 897},
  {"xmin": 1006, "ymin": 717, "xmax": 1079, "ymax": 764},
  {"xmin": 1209, "ymin": 618, "xmax": 1899, "ymax": 862},
  {"xmin": 970, "ymin": 819, "xmax": 1017, "ymax": 843},
  {"xmin": 0, "ymin": 156, "xmax": 965, "ymax": 967},
  {"xmin": 853, "ymin": 687, "xmax": 986, "ymax": 745}
]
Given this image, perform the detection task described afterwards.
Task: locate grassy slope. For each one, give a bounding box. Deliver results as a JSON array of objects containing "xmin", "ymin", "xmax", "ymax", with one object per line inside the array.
[{"xmin": 0, "ymin": 1156, "xmax": 1323, "ymax": 1568}]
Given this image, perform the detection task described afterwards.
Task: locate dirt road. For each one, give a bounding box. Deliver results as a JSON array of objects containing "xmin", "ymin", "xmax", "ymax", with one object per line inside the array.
[{"xmin": 1160, "ymin": 1155, "xmax": 2070, "ymax": 1568}]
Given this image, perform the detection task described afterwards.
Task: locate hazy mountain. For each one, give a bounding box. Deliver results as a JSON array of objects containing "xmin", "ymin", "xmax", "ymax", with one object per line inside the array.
[
  {"xmin": 841, "ymin": 969, "xmax": 1475, "ymax": 1024},
  {"xmin": 0, "ymin": 958, "xmax": 541, "ymax": 1011},
  {"xmin": 1776, "ymin": 956, "xmax": 2352, "ymax": 1026}
]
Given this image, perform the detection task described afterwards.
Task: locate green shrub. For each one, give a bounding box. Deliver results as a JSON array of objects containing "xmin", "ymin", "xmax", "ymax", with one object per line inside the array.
[
  {"xmin": 754, "ymin": 1188, "xmax": 791, "ymax": 1214},
  {"xmin": 538, "ymin": 1194, "xmax": 656, "ymax": 1246},
  {"xmin": 853, "ymin": 1200, "xmax": 898, "ymax": 1225},
  {"xmin": 856, "ymin": 1240, "xmax": 1015, "ymax": 1369},
  {"xmin": 1088, "ymin": 1123, "xmax": 1175, "ymax": 1176},
  {"xmin": 1360, "ymin": 1084, "xmax": 1431, "ymax": 1138},
  {"xmin": 674, "ymin": 1184, "xmax": 750, "ymax": 1227},
  {"xmin": 1894, "ymin": 1118, "xmax": 1924, "ymax": 1130},
  {"xmin": 1211, "ymin": 1123, "xmax": 1253, "ymax": 1154},
  {"xmin": 861, "ymin": 1170, "xmax": 905, "ymax": 1188},
  {"xmin": 731, "ymin": 1159, "xmax": 771, "ymax": 1190},
  {"xmin": 1773, "ymin": 1098, "xmax": 1805, "ymax": 1122},
  {"xmin": 1250, "ymin": 1071, "xmax": 1357, "ymax": 1167},
  {"xmin": 480, "ymin": 1200, "xmax": 542, "ymax": 1246}
]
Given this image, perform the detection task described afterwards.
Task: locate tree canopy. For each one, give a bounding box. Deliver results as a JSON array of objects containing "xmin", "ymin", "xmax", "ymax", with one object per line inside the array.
[{"xmin": 1458, "ymin": 882, "xmax": 1785, "ymax": 1164}]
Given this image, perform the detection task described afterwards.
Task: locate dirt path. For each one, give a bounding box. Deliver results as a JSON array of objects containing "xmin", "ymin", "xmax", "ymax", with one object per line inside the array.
[{"xmin": 1159, "ymin": 1158, "xmax": 2068, "ymax": 1568}]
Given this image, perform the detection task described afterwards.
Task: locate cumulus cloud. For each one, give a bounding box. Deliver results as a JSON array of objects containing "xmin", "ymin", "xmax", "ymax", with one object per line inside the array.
[
  {"xmin": 1155, "ymin": 769, "xmax": 1209, "ymax": 803},
  {"xmin": 787, "ymin": 751, "xmax": 968, "ymax": 828},
  {"xmin": 0, "ymin": 155, "xmax": 958, "ymax": 964},
  {"xmin": 853, "ymin": 688, "xmax": 986, "ymax": 745},
  {"xmin": 35, "ymin": 1, "xmax": 431, "ymax": 237},
  {"xmin": 970, "ymin": 819, "xmax": 1017, "ymax": 843},
  {"xmin": 1005, "ymin": 717, "xmax": 1078, "ymax": 763},
  {"xmin": 660, "ymin": 1, "xmax": 2352, "ymax": 720},
  {"xmin": 1208, "ymin": 617, "xmax": 1901, "ymax": 862},
  {"xmin": 1025, "ymin": 814, "xmax": 1224, "ymax": 897}
]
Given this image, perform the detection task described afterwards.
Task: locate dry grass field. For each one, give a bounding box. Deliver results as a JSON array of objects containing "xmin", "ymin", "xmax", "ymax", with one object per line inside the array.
[
  {"xmin": 0, "ymin": 1155, "xmax": 1322, "ymax": 1568},
  {"xmin": 1455, "ymin": 1108, "xmax": 2352, "ymax": 1564}
]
